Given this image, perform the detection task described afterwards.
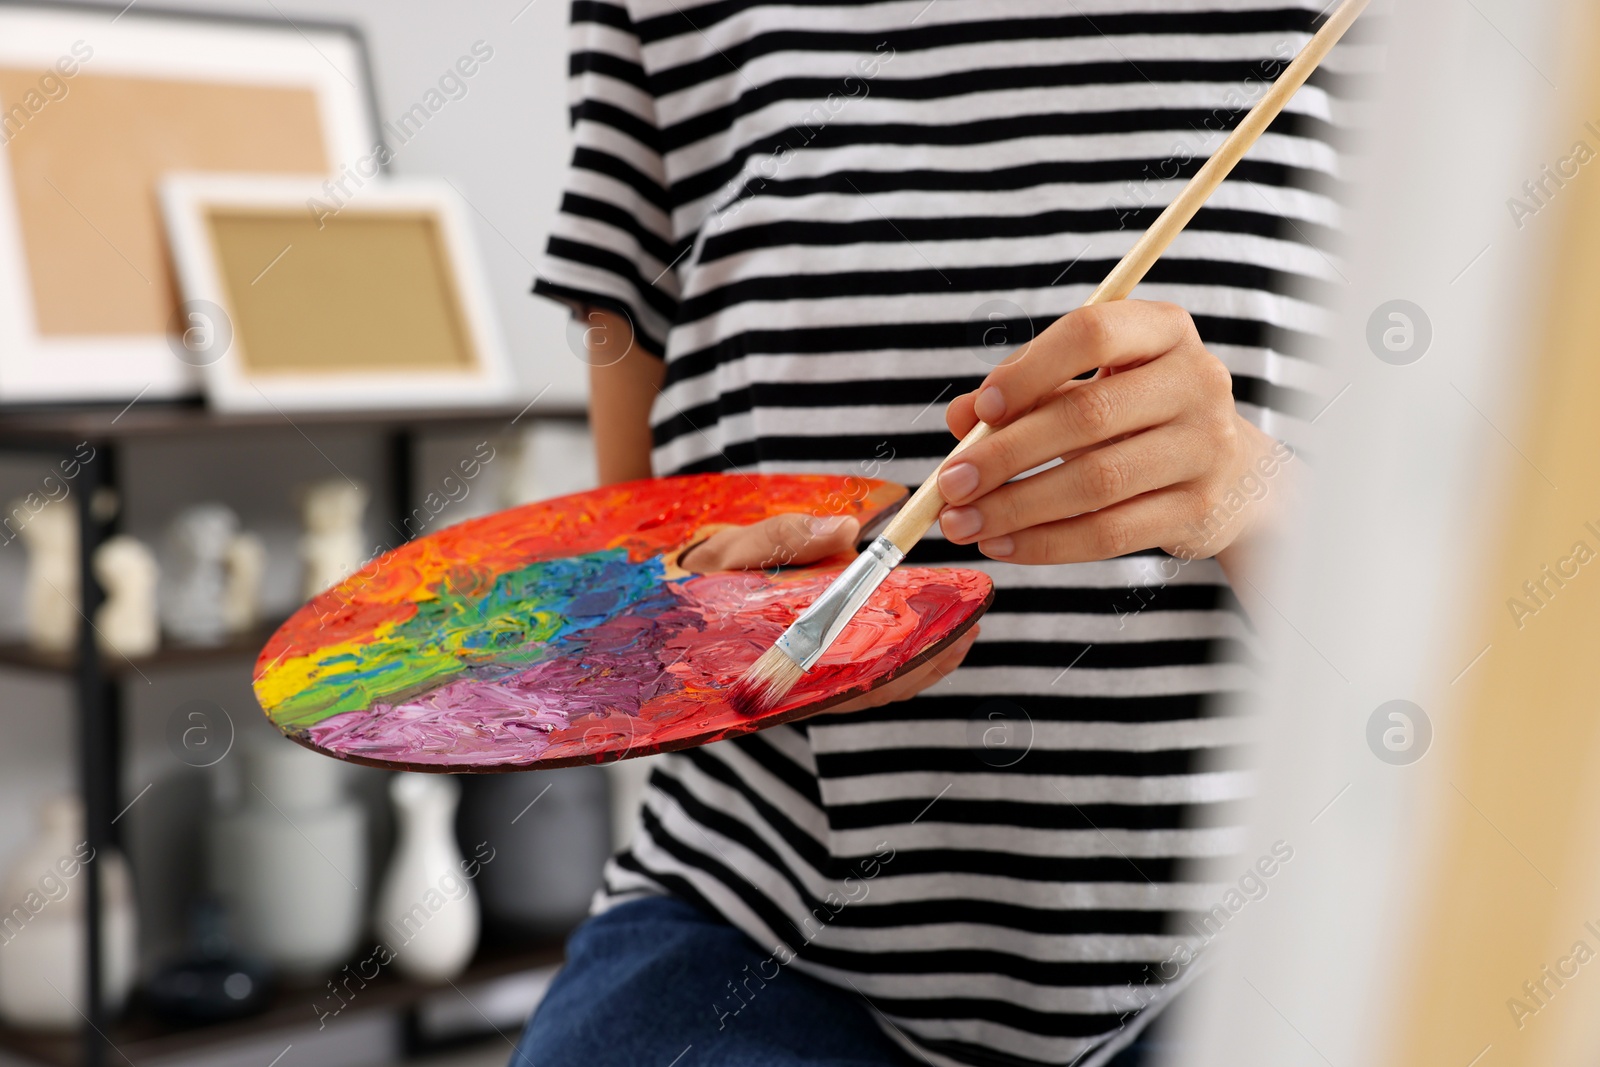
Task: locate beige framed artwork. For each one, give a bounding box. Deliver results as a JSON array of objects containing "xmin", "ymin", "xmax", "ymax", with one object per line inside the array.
[
  {"xmin": 160, "ymin": 176, "xmax": 513, "ymax": 412},
  {"xmin": 0, "ymin": 2, "xmax": 381, "ymax": 402}
]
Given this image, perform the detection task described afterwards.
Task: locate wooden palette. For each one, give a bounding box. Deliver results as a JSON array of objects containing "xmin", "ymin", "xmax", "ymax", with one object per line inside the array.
[{"xmin": 254, "ymin": 474, "xmax": 993, "ymax": 772}]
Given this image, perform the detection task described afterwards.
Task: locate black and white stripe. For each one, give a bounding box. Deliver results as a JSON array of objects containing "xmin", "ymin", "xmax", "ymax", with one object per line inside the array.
[{"xmin": 535, "ymin": 2, "xmax": 1350, "ymax": 1063}]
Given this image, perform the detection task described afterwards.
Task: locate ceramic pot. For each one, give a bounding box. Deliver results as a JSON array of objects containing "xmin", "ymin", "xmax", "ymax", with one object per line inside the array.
[
  {"xmin": 0, "ymin": 796, "xmax": 137, "ymax": 1029},
  {"xmin": 159, "ymin": 504, "xmax": 238, "ymax": 646},
  {"xmin": 374, "ymin": 774, "xmax": 479, "ymax": 982},
  {"xmin": 208, "ymin": 743, "xmax": 366, "ymax": 976},
  {"xmin": 459, "ymin": 766, "xmax": 610, "ymax": 935}
]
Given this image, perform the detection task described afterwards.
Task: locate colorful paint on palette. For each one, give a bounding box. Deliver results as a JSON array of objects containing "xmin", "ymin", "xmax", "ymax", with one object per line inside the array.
[{"xmin": 255, "ymin": 474, "xmax": 992, "ymax": 771}]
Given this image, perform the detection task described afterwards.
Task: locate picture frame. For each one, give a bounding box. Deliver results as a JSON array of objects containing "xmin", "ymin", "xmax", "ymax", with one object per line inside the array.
[
  {"xmin": 0, "ymin": 1, "xmax": 383, "ymax": 403},
  {"xmin": 159, "ymin": 174, "xmax": 515, "ymax": 412}
]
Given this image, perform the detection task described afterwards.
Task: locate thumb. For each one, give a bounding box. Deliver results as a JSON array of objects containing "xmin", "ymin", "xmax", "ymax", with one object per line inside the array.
[
  {"xmin": 759, "ymin": 512, "xmax": 861, "ymax": 568},
  {"xmin": 687, "ymin": 512, "xmax": 860, "ymax": 571}
]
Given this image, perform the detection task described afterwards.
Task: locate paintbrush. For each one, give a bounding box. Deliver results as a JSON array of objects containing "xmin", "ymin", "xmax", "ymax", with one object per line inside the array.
[{"xmin": 729, "ymin": 0, "xmax": 1370, "ymax": 715}]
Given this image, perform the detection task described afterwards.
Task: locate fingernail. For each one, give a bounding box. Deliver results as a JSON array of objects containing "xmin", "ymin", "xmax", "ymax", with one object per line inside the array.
[
  {"xmin": 807, "ymin": 515, "xmax": 853, "ymax": 537},
  {"xmin": 938, "ymin": 462, "xmax": 979, "ymax": 500},
  {"xmin": 980, "ymin": 536, "xmax": 1014, "ymax": 559},
  {"xmin": 939, "ymin": 506, "xmax": 982, "ymax": 541},
  {"xmin": 974, "ymin": 386, "xmax": 1005, "ymax": 423}
]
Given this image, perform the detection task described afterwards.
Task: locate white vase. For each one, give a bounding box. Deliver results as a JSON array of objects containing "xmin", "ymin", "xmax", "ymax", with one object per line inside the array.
[
  {"xmin": 374, "ymin": 774, "xmax": 479, "ymax": 983},
  {"xmin": 0, "ymin": 796, "xmax": 137, "ymax": 1030},
  {"xmin": 17, "ymin": 503, "xmax": 78, "ymax": 653},
  {"xmin": 299, "ymin": 480, "xmax": 370, "ymax": 599},
  {"xmin": 93, "ymin": 535, "xmax": 160, "ymax": 658},
  {"xmin": 208, "ymin": 742, "xmax": 366, "ymax": 976}
]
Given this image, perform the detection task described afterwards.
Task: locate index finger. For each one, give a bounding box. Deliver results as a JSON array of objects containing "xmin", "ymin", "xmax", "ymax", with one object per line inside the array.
[{"xmin": 971, "ymin": 301, "xmax": 1198, "ymax": 427}]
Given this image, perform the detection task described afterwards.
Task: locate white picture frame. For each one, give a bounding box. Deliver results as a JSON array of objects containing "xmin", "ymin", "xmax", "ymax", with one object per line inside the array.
[
  {"xmin": 0, "ymin": 1, "xmax": 382, "ymax": 403},
  {"xmin": 159, "ymin": 174, "xmax": 515, "ymax": 413}
]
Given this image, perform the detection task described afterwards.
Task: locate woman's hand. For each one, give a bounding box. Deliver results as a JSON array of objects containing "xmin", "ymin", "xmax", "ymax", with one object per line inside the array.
[
  {"xmin": 682, "ymin": 512, "xmax": 979, "ymax": 711},
  {"xmin": 938, "ymin": 301, "xmax": 1294, "ymax": 572}
]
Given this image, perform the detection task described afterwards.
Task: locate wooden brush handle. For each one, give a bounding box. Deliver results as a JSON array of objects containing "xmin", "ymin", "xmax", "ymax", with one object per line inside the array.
[
  {"xmin": 882, "ymin": 421, "xmax": 991, "ymax": 553},
  {"xmin": 879, "ymin": 0, "xmax": 1369, "ymax": 557}
]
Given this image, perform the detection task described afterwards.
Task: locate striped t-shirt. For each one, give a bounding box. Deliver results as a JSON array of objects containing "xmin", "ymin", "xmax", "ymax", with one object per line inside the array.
[{"xmin": 533, "ymin": 2, "xmax": 1345, "ymax": 1064}]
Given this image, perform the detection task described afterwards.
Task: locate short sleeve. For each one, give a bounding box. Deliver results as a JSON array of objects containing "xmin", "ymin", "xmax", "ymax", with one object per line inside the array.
[{"xmin": 533, "ymin": 0, "xmax": 679, "ymax": 357}]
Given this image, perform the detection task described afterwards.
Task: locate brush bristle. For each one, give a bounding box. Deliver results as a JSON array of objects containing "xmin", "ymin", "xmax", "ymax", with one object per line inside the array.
[{"xmin": 728, "ymin": 645, "xmax": 806, "ymax": 716}]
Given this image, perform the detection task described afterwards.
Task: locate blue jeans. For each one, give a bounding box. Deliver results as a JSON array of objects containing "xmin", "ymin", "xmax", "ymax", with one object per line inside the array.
[{"xmin": 513, "ymin": 894, "xmax": 1176, "ymax": 1066}]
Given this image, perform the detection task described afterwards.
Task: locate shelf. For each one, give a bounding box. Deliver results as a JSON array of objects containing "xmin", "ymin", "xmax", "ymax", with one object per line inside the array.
[
  {"xmin": 0, "ymin": 621, "xmax": 286, "ymax": 678},
  {"xmin": 0, "ymin": 399, "xmax": 592, "ymax": 1065},
  {"xmin": 0, "ymin": 399, "xmax": 587, "ymax": 449},
  {"xmin": 0, "ymin": 934, "xmax": 565, "ymax": 1067}
]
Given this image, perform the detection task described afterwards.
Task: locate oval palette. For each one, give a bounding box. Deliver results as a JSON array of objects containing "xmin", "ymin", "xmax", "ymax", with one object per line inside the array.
[{"xmin": 254, "ymin": 474, "xmax": 993, "ymax": 772}]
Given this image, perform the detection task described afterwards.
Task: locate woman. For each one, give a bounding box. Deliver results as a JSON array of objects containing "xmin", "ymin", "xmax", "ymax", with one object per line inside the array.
[{"xmin": 517, "ymin": 1, "xmax": 1334, "ymax": 1063}]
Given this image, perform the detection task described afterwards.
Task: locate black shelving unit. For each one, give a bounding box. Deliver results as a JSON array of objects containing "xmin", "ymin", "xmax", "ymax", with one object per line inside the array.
[{"xmin": 0, "ymin": 400, "xmax": 585, "ymax": 1067}]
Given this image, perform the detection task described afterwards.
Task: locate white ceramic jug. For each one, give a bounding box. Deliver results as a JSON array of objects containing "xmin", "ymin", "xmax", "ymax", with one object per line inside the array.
[{"xmin": 208, "ymin": 742, "xmax": 366, "ymax": 976}]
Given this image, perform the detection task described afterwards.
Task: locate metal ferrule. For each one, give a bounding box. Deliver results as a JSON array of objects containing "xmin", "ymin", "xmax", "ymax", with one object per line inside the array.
[{"xmin": 775, "ymin": 536, "xmax": 905, "ymax": 671}]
